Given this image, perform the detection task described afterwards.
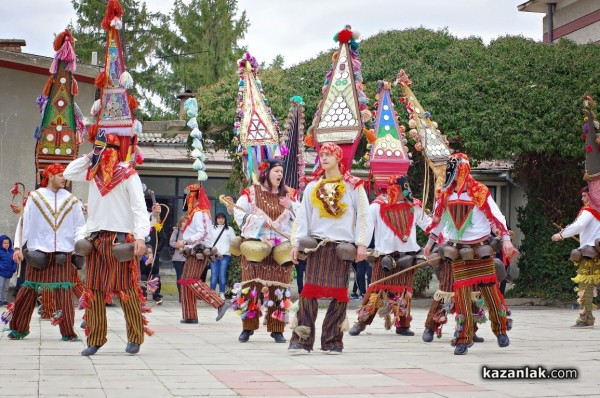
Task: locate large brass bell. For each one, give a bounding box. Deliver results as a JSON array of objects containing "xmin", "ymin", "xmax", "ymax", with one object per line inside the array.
[
  {"xmin": 230, "ymin": 236, "xmax": 242, "ymax": 256},
  {"xmin": 581, "ymin": 245, "xmax": 599, "ymax": 259},
  {"xmin": 494, "ymin": 258, "xmax": 507, "ymax": 280},
  {"xmin": 439, "ymin": 245, "xmax": 459, "ymax": 261},
  {"xmin": 570, "ymin": 249, "xmax": 583, "ymax": 262},
  {"xmin": 74, "ymin": 239, "xmax": 93, "ymax": 257},
  {"xmin": 240, "ymin": 240, "xmax": 272, "ymax": 262},
  {"xmin": 335, "ymin": 242, "xmax": 357, "ymax": 262},
  {"xmin": 24, "ymin": 249, "xmax": 49, "ymax": 270},
  {"xmin": 474, "ymin": 245, "xmax": 493, "ymax": 259},
  {"xmin": 396, "ymin": 255, "xmax": 414, "ymax": 270},
  {"xmin": 459, "ymin": 247, "xmax": 474, "ymax": 261},
  {"xmin": 112, "ymin": 243, "xmax": 135, "ymax": 262},
  {"xmin": 272, "ymin": 241, "xmax": 293, "ymax": 266}
]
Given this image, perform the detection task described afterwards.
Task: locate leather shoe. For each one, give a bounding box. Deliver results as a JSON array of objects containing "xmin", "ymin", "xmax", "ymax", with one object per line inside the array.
[
  {"xmin": 216, "ymin": 302, "xmax": 230, "ymax": 321},
  {"xmin": 81, "ymin": 345, "xmax": 100, "ymax": 356},
  {"xmin": 180, "ymin": 319, "xmax": 198, "ymax": 324},
  {"xmin": 473, "ymin": 334, "xmax": 484, "ymax": 343},
  {"xmin": 238, "ymin": 329, "xmax": 254, "ymax": 342},
  {"xmin": 80, "ymin": 320, "xmax": 86, "ymax": 329},
  {"xmin": 288, "ymin": 344, "xmax": 309, "ymax": 355},
  {"xmin": 125, "ymin": 342, "xmax": 140, "ymax": 354},
  {"xmin": 395, "ymin": 327, "xmax": 415, "ymax": 336},
  {"xmin": 497, "ymin": 334, "xmax": 510, "ymax": 347},
  {"xmin": 270, "ymin": 332, "xmax": 286, "ymax": 343},
  {"xmin": 422, "ymin": 328, "xmax": 434, "ymax": 342},
  {"xmin": 349, "ymin": 322, "xmax": 365, "ymax": 336},
  {"xmin": 454, "ymin": 344, "xmax": 468, "ymax": 355}
]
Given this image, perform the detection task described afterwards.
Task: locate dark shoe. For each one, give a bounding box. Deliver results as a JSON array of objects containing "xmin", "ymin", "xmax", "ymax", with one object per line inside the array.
[
  {"xmin": 180, "ymin": 319, "xmax": 198, "ymax": 324},
  {"xmin": 454, "ymin": 344, "xmax": 468, "ymax": 355},
  {"xmin": 154, "ymin": 298, "xmax": 163, "ymax": 305},
  {"xmin": 80, "ymin": 321, "xmax": 86, "ymax": 329},
  {"xmin": 288, "ymin": 344, "xmax": 309, "ymax": 355},
  {"xmin": 350, "ymin": 293, "xmax": 360, "ymax": 300},
  {"xmin": 7, "ymin": 331, "xmax": 29, "ymax": 340},
  {"xmin": 81, "ymin": 345, "xmax": 100, "ymax": 356},
  {"xmin": 216, "ymin": 302, "xmax": 230, "ymax": 321},
  {"xmin": 125, "ymin": 342, "xmax": 140, "ymax": 354},
  {"xmin": 395, "ymin": 327, "xmax": 415, "ymax": 336},
  {"xmin": 328, "ymin": 348, "xmax": 343, "ymax": 355},
  {"xmin": 422, "ymin": 329, "xmax": 434, "ymax": 342},
  {"xmin": 571, "ymin": 322, "xmax": 593, "ymax": 329},
  {"xmin": 238, "ymin": 329, "xmax": 254, "ymax": 342},
  {"xmin": 349, "ymin": 322, "xmax": 365, "ymax": 336},
  {"xmin": 473, "ymin": 334, "xmax": 485, "ymax": 343},
  {"xmin": 62, "ymin": 335, "xmax": 78, "ymax": 342},
  {"xmin": 37, "ymin": 305, "xmax": 44, "ymax": 315},
  {"xmin": 270, "ymin": 332, "xmax": 286, "ymax": 343},
  {"xmin": 497, "ymin": 334, "xmax": 510, "ymax": 347}
]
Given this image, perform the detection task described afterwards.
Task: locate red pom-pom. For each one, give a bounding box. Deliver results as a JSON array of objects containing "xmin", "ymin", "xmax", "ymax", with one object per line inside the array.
[
  {"xmin": 337, "ymin": 29, "xmax": 353, "ymax": 43},
  {"xmin": 95, "ymin": 71, "xmax": 106, "ymax": 88},
  {"xmin": 127, "ymin": 95, "xmax": 138, "ymax": 111},
  {"xmin": 304, "ymin": 134, "xmax": 315, "ymax": 148},
  {"xmin": 581, "ymin": 134, "xmax": 587, "ymax": 141},
  {"xmin": 102, "ymin": 0, "xmax": 124, "ymax": 31},
  {"xmin": 586, "ymin": 144, "xmax": 593, "ymax": 153},
  {"xmin": 88, "ymin": 124, "xmax": 99, "ymax": 142}
]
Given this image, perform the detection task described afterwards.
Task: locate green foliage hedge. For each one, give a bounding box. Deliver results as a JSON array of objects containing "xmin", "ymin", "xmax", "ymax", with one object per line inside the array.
[{"xmin": 205, "ymin": 28, "xmax": 600, "ymax": 299}]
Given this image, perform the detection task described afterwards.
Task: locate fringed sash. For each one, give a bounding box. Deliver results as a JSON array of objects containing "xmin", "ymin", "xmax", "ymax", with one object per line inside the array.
[{"xmin": 452, "ymin": 258, "xmax": 497, "ymax": 289}]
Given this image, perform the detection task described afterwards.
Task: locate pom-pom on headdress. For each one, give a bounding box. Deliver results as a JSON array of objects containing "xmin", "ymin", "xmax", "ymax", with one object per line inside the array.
[{"xmin": 232, "ymin": 52, "xmax": 285, "ymax": 185}]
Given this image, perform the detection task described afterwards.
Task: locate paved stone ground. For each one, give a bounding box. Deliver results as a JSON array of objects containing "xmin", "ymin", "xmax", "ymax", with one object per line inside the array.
[{"xmin": 1, "ymin": 297, "xmax": 599, "ymax": 398}]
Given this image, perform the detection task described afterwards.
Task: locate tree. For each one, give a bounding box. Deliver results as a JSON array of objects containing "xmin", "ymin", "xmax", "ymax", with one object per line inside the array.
[{"xmin": 69, "ymin": 0, "xmax": 169, "ymax": 118}]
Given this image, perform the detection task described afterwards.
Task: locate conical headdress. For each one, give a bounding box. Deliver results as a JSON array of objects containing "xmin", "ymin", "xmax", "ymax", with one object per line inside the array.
[
  {"xmin": 368, "ymin": 80, "xmax": 411, "ymax": 190},
  {"xmin": 305, "ymin": 25, "xmax": 370, "ymax": 171},
  {"xmin": 582, "ymin": 95, "xmax": 600, "ymax": 211},
  {"xmin": 396, "ymin": 70, "xmax": 451, "ymax": 199},
  {"xmin": 281, "ymin": 96, "xmax": 306, "ymax": 191},
  {"xmin": 89, "ymin": 0, "xmax": 141, "ymax": 165},
  {"xmin": 34, "ymin": 29, "xmax": 86, "ymax": 188},
  {"xmin": 233, "ymin": 52, "xmax": 284, "ymax": 185}
]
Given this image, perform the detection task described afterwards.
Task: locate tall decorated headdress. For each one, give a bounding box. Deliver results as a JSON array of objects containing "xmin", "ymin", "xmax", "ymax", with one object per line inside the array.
[
  {"xmin": 367, "ymin": 80, "xmax": 411, "ymax": 191},
  {"xmin": 34, "ymin": 29, "xmax": 86, "ymax": 188},
  {"xmin": 396, "ymin": 70, "xmax": 451, "ymax": 203},
  {"xmin": 582, "ymin": 95, "xmax": 600, "ymax": 212},
  {"xmin": 281, "ymin": 96, "xmax": 306, "ymax": 191},
  {"xmin": 232, "ymin": 52, "xmax": 285, "ymax": 185},
  {"xmin": 88, "ymin": 0, "xmax": 142, "ymax": 182},
  {"xmin": 304, "ymin": 25, "xmax": 370, "ymax": 172}
]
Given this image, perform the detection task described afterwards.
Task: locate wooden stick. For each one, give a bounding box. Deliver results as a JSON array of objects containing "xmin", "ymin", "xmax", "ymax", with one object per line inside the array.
[
  {"xmin": 219, "ymin": 195, "xmax": 290, "ymax": 240},
  {"xmin": 552, "ymin": 222, "xmax": 580, "ymax": 243},
  {"xmin": 369, "ymin": 257, "xmax": 435, "ymax": 286}
]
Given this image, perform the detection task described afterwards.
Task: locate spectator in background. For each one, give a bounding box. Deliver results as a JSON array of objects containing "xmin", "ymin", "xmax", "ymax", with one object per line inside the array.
[
  {"xmin": 170, "ymin": 216, "xmax": 187, "ymax": 302},
  {"xmin": 140, "ymin": 245, "xmax": 162, "ymax": 305},
  {"xmin": 0, "ymin": 235, "xmax": 17, "ymax": 306},
  {"xmin": 295, "ymin": 258, "xmax": 306, "ymax": 295},
  {"xmin": 210, "ymin": 213, "xmax": 237, "ymax": 299}
]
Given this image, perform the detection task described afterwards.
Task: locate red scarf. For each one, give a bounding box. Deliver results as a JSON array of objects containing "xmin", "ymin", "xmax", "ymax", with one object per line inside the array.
[{"xmin": 373, "ymin": 195, "xmax": 416, "ymax": 242}]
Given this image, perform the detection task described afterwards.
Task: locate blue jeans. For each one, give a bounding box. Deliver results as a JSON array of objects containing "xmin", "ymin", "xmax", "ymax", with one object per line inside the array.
[{"xmin": 210, "ymin": 255, "xmax": 231, "ymax": 293}]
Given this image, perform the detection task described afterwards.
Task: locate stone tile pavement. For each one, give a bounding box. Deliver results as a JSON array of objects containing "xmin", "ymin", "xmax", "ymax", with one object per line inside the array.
[{"xmin": 0, "ymin": 299, "xmax": 599, "ymax": 397}]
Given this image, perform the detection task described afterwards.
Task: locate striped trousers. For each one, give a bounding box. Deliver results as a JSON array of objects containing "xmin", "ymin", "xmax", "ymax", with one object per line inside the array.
[
  {"xmin": 180, "ymin": 255, "xmax": 224, "ymax": 321},
  {"xmin": 452, "ymin": 259, "xmax": 507, "ymax": 345},
  {"xmin": 10, "ymin": 253, "xmax": 76, "ymax": 338},
  {"xmin": 84, "ymin": 231, "xmax": 145, "ymax": 347},
  {"xmin": 240, "ymin": 256, "xmax": 293, "ymax": 333},
  {"xmin": 40, "ymin": 265, "xmax": 85, "ymax": 319},
  {"xmin": 290, "ymin": 243, "xmax": 350, "ymax": 352},
  {"xmin": 358, "ymin": 255, "xmax": 416, "ymax": 329},
  {"xmin": 425, "ymin": 261, "xmax": 479, "ymax": 335}
]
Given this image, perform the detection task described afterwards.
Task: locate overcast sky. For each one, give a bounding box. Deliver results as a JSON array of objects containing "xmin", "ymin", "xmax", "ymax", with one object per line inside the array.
[{"xmin": 2, "ymin": 0, "xmax": 543, "ymax": 67}]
